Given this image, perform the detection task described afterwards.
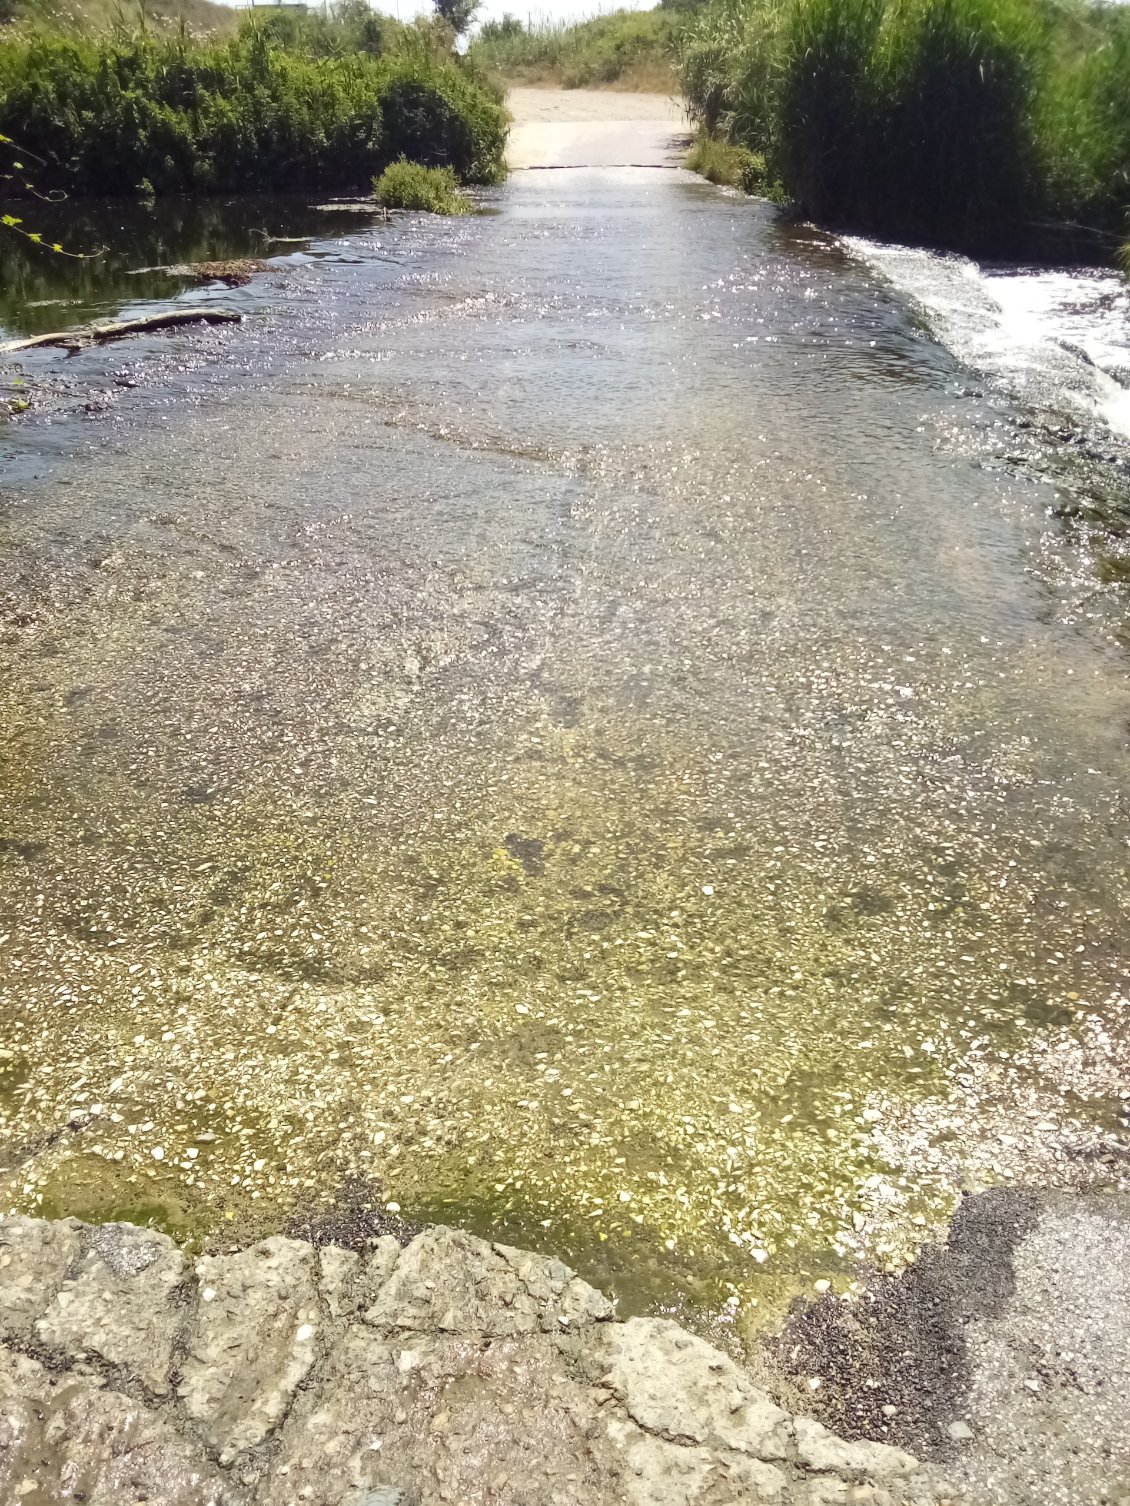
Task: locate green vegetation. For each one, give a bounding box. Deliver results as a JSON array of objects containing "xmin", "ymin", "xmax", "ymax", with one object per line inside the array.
[
  {"xmin": 0, "ymin": 8, "xmax": 508, "ymax": 201},
  {"xmin": 1, "ymin": 0, "xmax": 235, "ymax": 37},
  {"xmin": 678, "ymin": 0, "xmax": 1130, "ymax": 261},
  {"xmin": 684, "ymin": 132, "xmax": 768, "ymax": 192},
  {"xmin": 374, "ymin": 157, "xmax": 470, "ymax": 212},
  {"xmin": 469, "ymin": 8, "xmax": 681, "ymax": 91}
]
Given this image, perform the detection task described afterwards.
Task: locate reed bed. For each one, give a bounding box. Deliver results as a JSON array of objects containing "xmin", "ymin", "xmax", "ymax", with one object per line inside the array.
[{"xmin": 679, "ymin": 0, "xmax": 1130, "ymax": 261}]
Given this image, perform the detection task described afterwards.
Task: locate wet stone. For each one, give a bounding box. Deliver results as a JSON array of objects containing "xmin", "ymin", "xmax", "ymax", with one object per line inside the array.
[
  {"xmin": 0, "ymin": 1216, "xmax": 969, "ymax": 1506},
  {"xmin": 36, "ymin": 1221, "xmax": 186, "ymax": 1394},
  {"xmin": 362, "ymin": 1226, "xmax": 614, "ymax": 1337},
  {"xmin": 599, "ymin": 1317, "xmax": 792, "ymax": 1457},
  {"xmin": 605, "ymin": 1415, "xmax": 791, "ymax": 1504},
  {"xmin": 319, "ymin": 1243, "xmax": 362, "ymax": 1319},
  {"xmin": 0, "ymin": 1344, "xmax": 229, "ymax": 1506},
  {"xmin": 792, "ymin": 1416, "xmax": 920, "ymax": 1482},
  {"xmin": 0, "ymin": 1215, "xmax": 83, "ymax": 1338},
  {"xmin": 349, "ymin": 1234, "xmax": 403, "ymax": 1312},
  {"xmin": 179, "ymin": 1235, "xmax": 320, "ymax": 1463}
]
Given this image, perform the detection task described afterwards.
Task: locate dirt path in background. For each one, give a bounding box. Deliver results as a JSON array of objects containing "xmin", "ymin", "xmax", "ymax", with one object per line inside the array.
[{"xmin": 506, "ymin": 86, "xmax": 689, "ymax": 170}]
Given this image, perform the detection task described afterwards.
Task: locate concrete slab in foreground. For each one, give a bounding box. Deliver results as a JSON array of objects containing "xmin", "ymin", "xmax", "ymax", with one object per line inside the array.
[
  {"xmin": 506, "ymin": 87, "xmax": 690, "ymax": 171},
  {"xmin": 0, "ymin": 1215, "xmax": 963, "ymax": 1505}
]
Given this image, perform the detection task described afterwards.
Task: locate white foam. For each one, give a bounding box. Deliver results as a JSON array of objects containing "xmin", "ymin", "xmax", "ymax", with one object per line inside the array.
[{"xmin": 847, "ymin": 237, "xmax": 1130, "ymax": 439}]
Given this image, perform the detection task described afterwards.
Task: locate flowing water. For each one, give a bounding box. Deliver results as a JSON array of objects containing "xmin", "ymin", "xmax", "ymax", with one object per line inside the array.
[
  {"xmin": 850, "ymin": 238, "xmax": 1130, "ymax": 441},
  {"xmin": 1, "ymin": 170, "xmax": 1129, "ymax": 1335}
]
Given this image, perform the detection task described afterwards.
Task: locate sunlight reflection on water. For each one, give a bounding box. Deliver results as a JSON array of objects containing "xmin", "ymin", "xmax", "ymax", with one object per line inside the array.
[{"xmin": 1, "ymin": 174, "xmax": 1128, "ymax": 1331}]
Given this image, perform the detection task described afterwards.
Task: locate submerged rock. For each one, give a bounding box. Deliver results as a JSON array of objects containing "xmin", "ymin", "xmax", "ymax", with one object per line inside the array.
[
  {"xmin": 0, "ymin": 1214, "xmax": 968, "ymax": 1505},
  {"xmin": 164, "ymin": 258, "xmax": 268, "ymax": 287}
]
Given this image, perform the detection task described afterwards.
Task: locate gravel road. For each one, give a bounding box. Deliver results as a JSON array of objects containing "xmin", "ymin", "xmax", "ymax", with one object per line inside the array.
[{"xmin": 768, "ymin": 1188, "xmax": 1130, "ymax": 1506}]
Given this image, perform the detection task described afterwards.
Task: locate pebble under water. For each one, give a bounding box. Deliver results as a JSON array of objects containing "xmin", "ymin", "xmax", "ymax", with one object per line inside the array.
[{"xmin": 1, "ymin": 170, "xmax": 1128, "ymax": 1335}]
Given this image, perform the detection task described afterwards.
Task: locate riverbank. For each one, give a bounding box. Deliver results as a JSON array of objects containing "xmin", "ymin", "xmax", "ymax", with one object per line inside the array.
[{"xmin": 0, "ymin": 1211, "xmax": 963, "ymax": 1505}]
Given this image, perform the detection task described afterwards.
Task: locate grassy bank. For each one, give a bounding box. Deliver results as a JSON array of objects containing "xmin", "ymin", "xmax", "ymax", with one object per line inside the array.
[
  {"xmin": 469, "ymin": 8, "xmax": 681, "ymax": 91},
  {"xmin": 685, "ymin": 134, "xmax": 769, "ymax": 191},
  {"xmin": 678, "ymin": 0, "xmax": 1130, "ymax": 262},
  {"xmin": 0, "ymin": 11, "xmax": 508, "ymax": 200}
]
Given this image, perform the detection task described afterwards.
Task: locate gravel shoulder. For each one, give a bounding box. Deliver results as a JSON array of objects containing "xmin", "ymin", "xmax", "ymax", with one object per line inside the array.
[{"xmin": 765, "ymin": 1187, "xmax": 1130, "ymax": 1506}]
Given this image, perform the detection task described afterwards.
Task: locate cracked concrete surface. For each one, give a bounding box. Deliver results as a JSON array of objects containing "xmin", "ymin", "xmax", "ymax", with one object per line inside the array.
[{"xmin": 0, "ymin": 1216, "xmax": 966, "ymax": 1505}]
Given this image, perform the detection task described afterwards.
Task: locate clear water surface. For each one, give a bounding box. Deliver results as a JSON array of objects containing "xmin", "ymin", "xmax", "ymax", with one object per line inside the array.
[{"xmin": 1, "ymin": 171, "xmax": 1128, "ymax": 1335}]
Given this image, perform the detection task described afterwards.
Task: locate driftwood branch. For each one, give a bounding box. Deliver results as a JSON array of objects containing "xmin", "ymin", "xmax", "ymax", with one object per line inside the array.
[{"xmin": 0, "ymin": 307, "xmax": 243, "ymax": 354}]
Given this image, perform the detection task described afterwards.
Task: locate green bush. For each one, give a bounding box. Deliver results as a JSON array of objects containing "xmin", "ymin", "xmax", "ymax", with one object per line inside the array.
[
  {"xmin": 374, "ymin": 157, "xmax": 469, "ymax": 212},
  {"xmin": 0, "ymin": 24, "xmax": 508, "ymax": 198},
  {"xmin": 685, "ymin": 133, "xmax": 768, "ymax": 192},
  {"xmin": 678, "ymin": 0, "xmax": 1130, "ymax": 261},
  {"xmin": 377, "ymin": 62, "xmax": 507, "ymax": 183}
]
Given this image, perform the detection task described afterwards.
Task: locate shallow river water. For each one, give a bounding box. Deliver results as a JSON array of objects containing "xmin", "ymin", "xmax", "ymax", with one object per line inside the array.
[{"xmin": 1, "ymin": 169, "xmax": 1129, "ymax": 1333}]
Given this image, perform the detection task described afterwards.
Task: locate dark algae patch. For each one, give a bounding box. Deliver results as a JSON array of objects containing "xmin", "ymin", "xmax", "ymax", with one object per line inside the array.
[{"xmin": 768, "ymin": 1187, "xmax": 1044, "ymax": 1452}]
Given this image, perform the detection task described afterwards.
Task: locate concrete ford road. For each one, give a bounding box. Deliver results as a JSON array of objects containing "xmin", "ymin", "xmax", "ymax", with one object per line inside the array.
[
  {"xmin": 0, "ymin": 88, "xmax": 1128, "ymax": 1506},
  {"xmin": 506, "ymin": 88, "xmax": 688, "ymax": 170}
]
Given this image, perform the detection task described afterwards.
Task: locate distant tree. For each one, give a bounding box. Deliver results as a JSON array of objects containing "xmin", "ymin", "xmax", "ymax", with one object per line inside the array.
[
  {"xmin": 433, "ymin": 0, "xmax": 478, "ymax": 38},
  {"xmin": 479, "ymin": 13, "xmax": 523, "ymax": 40}
]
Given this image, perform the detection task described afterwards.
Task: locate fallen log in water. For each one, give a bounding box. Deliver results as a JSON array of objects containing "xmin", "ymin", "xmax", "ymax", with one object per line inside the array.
[{"xmin": 0, "ymin": 307, "xmax": 243, "ymax": 354}]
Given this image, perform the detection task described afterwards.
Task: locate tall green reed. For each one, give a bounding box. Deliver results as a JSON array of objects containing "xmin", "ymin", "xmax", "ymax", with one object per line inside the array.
[{"xmin": 679, "ymin": 0, "xmax": 1130, "ymax": 261}]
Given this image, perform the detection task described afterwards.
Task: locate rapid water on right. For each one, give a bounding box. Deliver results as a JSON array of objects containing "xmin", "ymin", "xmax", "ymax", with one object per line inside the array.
[{"xmin": 851, "ymin": 237, "xmax": 1130, "ymax": 440}]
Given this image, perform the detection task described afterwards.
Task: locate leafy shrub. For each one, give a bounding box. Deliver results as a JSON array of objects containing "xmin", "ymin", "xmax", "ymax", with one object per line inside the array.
[
  {"xmin": 684, "ymin": 133, "xmax": 768, "ymax": 192},
  {"xmin": 377, "ymin": 61, "xmax": 507, "ymax": 183},
  {"xmin": 374, "ymin": 157, "xmax": 469, "ymax": 212},
  {"xmin": 0, "ymin": 24, "xmax": 508, "ymax": 198}
]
